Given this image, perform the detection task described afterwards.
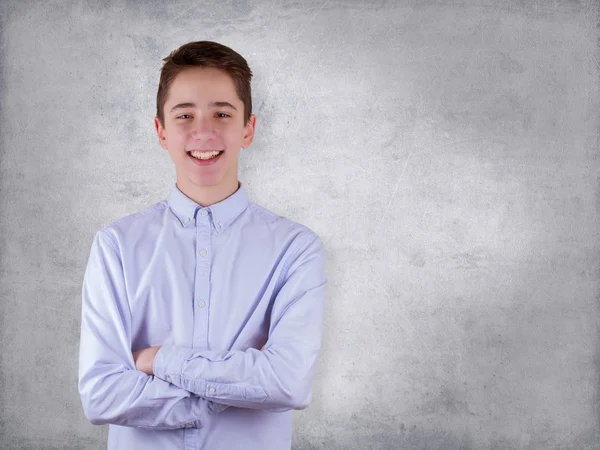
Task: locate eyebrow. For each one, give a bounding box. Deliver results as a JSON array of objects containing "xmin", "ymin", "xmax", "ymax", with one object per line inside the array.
[
  {"xmin": 169, "ymin": 101, "xmax": 238, "ymax": 113},
  {"xmin": 209, "ymin": 101, "xmax": 237, "ymax": 111},
  {"xmin": 169, "ymin": 102, "xmax": 196, "ymax": 113}
]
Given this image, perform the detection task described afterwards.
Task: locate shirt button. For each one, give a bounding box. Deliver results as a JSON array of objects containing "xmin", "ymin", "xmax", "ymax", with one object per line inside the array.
[
  {"xmin": 199, "ymin": 248, "xmax": 207, "ymax": 257},
  {"xmin": 218, "ymin": 222, "xmax": 223, "ymax": 227},
  {"xmin": 184, "ymin": 218, "xmax": 191, "ymax": 224},
  {"xmin": 201, "ymin": 210, "xmax": 208, "ymax": 216},
  {"xmin": 197, "ymin": 299, "xmax": 206, "ymax": 308},
  {"xmin": 209, "ymin": 387, "xmax": 216, "ymax": 394},
  {"xmin": 166, "ymin": 375, "xmax": 172, "ymax": 383},
  {"xmin": 185, "ymin": 423, "xmax": 194, "ymax": 428}
]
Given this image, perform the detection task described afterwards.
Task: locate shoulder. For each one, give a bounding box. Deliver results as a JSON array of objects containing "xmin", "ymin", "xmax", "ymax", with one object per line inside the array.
[
  {"xmin": 245, "ymin": 201, "xmax": 324, "ymax": 252},
  {"xmin": 95, "ymin": 201, "xmax": 168, "ymax": 248}
]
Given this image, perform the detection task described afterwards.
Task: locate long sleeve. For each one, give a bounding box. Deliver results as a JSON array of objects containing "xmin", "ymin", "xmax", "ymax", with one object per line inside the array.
[
  {"xmin": 78, "ymin": 230, "xmax": 219, "ymax": 430},
  {"xmin": 153, "ymin": 234, "xmax": 327, "ymax": 411}
]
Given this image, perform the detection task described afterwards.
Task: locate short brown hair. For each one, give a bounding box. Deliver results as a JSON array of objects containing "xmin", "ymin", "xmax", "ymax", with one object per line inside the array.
[{"xmin": 156, "ymin": 41, "xmax": 253, "ymax": 127}]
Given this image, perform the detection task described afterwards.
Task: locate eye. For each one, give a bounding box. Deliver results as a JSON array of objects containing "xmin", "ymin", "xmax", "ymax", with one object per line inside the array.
[
  {"xmin": 215, "ymin": 113, "xmax": 230, "ymax": 118},
  {"xmin": 176, "ymin": 114, "xmax": 193, "ymax": 119}
]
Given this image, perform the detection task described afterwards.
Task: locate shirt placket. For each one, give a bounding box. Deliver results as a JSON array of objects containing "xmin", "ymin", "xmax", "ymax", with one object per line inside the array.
[{"xmin": 193, "ymin": 208, "xmax": 211, "ymax": 351}]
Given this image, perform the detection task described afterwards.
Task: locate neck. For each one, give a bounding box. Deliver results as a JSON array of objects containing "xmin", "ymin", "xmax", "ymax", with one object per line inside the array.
[{"xmin": 177, "ymin": 179, "xmax": 240, "ymax": 207}]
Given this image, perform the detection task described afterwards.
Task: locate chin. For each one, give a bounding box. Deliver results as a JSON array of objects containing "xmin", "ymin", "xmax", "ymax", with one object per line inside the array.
[{"xmin": 190, "ymin": 178, "xmax": 222, "ymax": 188}]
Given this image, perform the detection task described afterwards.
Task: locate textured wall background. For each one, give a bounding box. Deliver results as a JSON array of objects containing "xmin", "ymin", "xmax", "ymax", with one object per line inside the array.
[{"xmin": 1, "ymin": 0, "xmax": 599, "ymax": 449}]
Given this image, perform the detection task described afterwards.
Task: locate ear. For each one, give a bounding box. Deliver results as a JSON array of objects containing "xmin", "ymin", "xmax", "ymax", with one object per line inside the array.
[
  {"xmin": 241, "ymin": 115, "xmax": 256, "ymax": 149},
  {"xmin": 154, "ymin": 117, "xmax": 168, "ymax": 150}
]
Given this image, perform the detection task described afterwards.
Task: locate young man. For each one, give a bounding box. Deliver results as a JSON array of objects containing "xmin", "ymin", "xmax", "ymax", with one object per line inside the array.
[{"xmin": 78, "ymin": 41, "xmax": 327, "ymax": 450}]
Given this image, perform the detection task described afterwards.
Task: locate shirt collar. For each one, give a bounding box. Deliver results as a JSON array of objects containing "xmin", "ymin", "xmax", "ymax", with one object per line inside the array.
[{"xmin": 168, "ymin": 182, "xmax": 249, "ymax": 232}]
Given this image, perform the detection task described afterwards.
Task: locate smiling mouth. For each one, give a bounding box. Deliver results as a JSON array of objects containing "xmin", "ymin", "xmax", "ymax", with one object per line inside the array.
[{"xmin": 187, "ymin": 150, "xmax": 224, "ymax": 161}]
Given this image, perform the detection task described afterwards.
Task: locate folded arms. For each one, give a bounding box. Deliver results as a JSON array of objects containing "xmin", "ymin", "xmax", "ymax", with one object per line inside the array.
[{"xmin": 78, "ymin": 230, "xmax": 326, "ymax": 429}]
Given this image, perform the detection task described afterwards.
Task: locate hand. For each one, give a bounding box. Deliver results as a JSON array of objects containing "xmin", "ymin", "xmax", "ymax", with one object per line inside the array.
[{"xmin": 133, "ymin": 346, "xmax": 161, "ymax": 375}]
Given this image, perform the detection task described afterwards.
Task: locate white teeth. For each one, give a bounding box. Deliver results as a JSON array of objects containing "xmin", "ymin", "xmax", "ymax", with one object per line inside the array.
[{"xmin": 190, "ymin": 150, "xmax": 222, "ymax": 160}]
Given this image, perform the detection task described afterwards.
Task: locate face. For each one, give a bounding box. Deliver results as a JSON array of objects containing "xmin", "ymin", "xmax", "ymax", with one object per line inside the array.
[{"xmin": 155, "ymin": 67, "xmax": 256, "ymax": 197}]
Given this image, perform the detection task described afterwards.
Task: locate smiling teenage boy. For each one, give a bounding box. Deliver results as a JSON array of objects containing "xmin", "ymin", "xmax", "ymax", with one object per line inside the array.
[{"xmin": 78, "ymin": 41, "xmax": 327, "ymax": 450}]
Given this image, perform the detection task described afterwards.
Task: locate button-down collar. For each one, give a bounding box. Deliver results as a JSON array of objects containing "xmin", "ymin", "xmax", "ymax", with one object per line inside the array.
[{"xmin": 168, "ymin": 182, "xmax": 249, "ymax": 232}]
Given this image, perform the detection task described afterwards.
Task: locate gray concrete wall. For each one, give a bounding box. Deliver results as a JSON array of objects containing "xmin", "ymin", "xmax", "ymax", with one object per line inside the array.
[{"xmin": 1, "ymin": 0, "xmax": 599, "ymax": 448}]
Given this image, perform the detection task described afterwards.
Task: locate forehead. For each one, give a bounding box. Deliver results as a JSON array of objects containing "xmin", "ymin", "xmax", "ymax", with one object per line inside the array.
[{"xmin": 166, "ymin": 67, "xmax": 240, "ymax": 105}]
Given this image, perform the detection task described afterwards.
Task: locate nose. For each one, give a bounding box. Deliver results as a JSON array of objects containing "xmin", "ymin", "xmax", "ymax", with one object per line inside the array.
[{"xmin": 190, "ymin": 115, "xmax": 217, "ymax": 139}]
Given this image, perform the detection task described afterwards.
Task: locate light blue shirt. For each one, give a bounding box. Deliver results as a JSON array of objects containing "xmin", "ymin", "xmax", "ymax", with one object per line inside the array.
[{"xmin": 78, "ymin": 182, "xmax": 327, "ymax": 450}]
